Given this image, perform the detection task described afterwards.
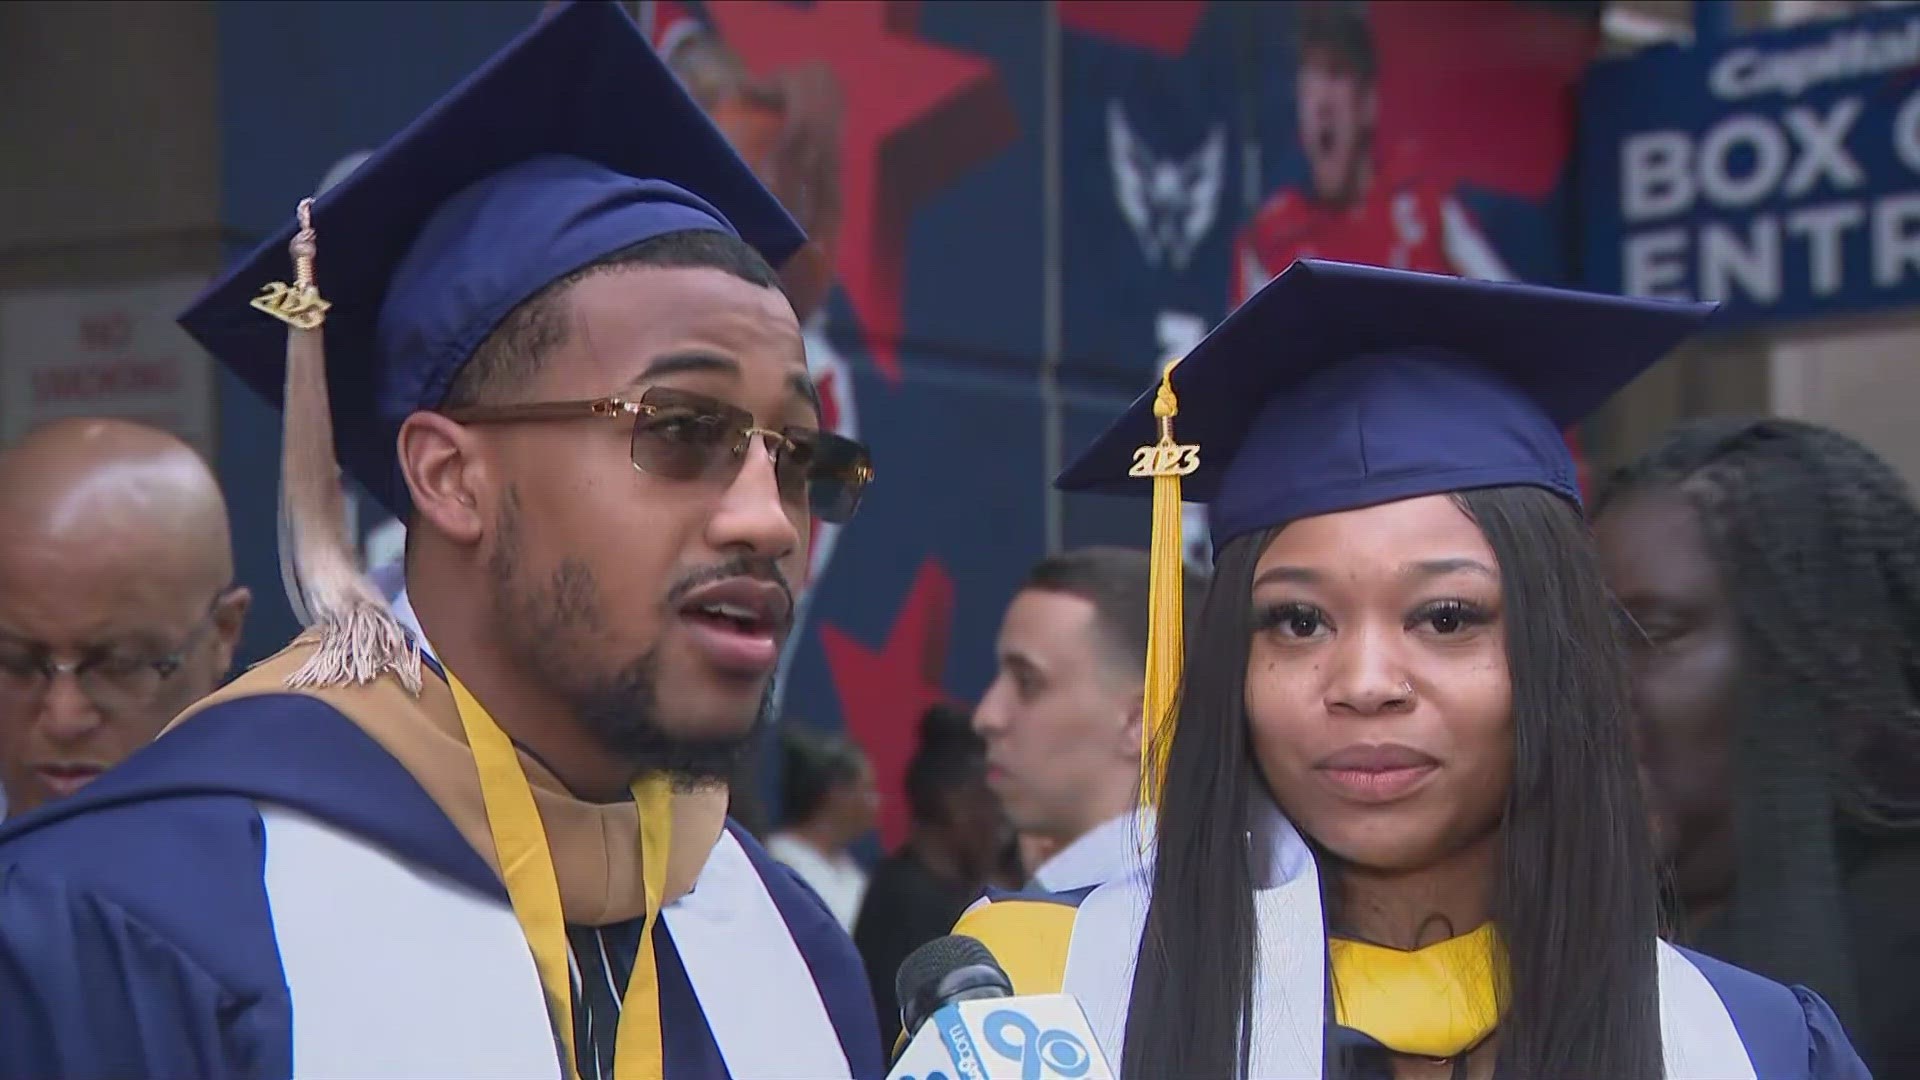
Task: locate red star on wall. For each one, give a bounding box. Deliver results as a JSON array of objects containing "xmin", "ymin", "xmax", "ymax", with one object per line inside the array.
[
  {"xmin": 821, "ymin": 557, "xmax": 959, "ymax": 850},
  {"xmin": 708, "ymin": 1, "xmax": 1019, "ymax": 385}
]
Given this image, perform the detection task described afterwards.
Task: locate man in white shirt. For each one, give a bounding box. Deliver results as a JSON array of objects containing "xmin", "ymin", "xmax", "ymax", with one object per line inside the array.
[{"xmin": 973, "ymin": 547, "xmax": 1206, "ymax": 892}]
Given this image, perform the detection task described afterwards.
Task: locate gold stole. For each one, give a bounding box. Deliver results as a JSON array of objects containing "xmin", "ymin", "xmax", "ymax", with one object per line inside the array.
[
  {"xmin": 1329, "ymin": 922, "xmax": 1502, "ymax": 1059},
  {"xmin": 166, "ymin": 639, "xmax": 733, "ymax": 1079},
  {"xmin": 448, "ymin": 671, "xmax": 671, "ymax": 1080}
]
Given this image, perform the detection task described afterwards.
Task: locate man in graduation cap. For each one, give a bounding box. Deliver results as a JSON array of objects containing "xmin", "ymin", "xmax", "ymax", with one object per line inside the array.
[{"xmin": 0, "ymin": 4, "xmax": 883, "ymax": 1079}]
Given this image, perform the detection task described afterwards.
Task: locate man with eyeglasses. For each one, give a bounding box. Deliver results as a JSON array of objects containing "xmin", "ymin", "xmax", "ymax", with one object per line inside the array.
[
  {"xmin": 0, "ymin": 418, "xmax": 249, "ymax": 820},
  {"xmin": 0, "ymin": 6, "xmax": 881, "ymax": 1079}
]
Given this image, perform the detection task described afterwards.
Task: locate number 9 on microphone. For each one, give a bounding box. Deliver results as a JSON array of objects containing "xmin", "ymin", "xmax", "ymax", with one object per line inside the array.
[{"xmin": 887, "ymin": 994, "xmax": 1115, "ymax": 1080}]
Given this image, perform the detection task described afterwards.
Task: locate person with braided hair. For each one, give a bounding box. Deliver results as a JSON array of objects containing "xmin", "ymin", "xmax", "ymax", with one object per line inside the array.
[{"xmin": 1597, "ymin": 416, "xmax": 1920, "ymax": 1077}]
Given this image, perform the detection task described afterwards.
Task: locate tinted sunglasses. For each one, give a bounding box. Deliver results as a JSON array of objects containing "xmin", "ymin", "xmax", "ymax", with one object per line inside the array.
[{"xmin": 442, "ymin": 386, "xmax": 873, "ymax": 524}]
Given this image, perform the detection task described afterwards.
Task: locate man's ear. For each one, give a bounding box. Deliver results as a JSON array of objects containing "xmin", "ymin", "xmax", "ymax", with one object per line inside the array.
[
  {"xmin": 208, "ymin": 585, "xmax": 253, "ymax": 677},
  {"xmin": 397, "ymin": 411, "xmax": 488, "ymax": 547}
]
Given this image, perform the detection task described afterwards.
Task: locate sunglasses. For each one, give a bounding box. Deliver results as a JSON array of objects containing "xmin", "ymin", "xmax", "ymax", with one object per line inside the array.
[{"xmin": 442, "ymin": 386, "xmax": 873, "ymax": 524}]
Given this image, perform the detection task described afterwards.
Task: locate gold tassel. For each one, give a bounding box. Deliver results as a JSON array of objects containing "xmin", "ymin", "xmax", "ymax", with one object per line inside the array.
[
  {"xmin": 1132, "ymin": 356, "xmax": 1198, "ymax": 807},
  {"xmin": 252, "ymin": 198, "xmax": 422, "ymax": 695}
]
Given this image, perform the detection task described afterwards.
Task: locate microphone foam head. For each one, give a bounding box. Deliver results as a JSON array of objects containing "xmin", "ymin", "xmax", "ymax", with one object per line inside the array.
[
  {"xmin": 896, "ymin": 934, "xmax": 998, "ymax": 1006},
  {"xmin": 895, "ymin": 935, "xmax": 1013, "ymax": 1040}
]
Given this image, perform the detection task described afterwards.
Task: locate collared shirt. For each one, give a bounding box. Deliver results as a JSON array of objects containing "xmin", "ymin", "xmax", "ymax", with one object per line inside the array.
[{"xmin": 1030, "ymin": 808, "xmax": 1156, "ymax": 894}]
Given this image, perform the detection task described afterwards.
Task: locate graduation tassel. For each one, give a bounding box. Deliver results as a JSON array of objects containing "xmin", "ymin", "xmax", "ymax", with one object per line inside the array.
[
  {"xmin": 252, "ymin": 198, "xmax": 422, "ymax": 695},
  {"xmin": 1134, "ymin": 357, "xmax": 1199, "ymax": 807}
]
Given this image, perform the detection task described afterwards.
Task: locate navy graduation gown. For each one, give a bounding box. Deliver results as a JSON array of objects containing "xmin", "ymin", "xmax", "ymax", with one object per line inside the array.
[{"xmin": 0, "ymin": 696, "xmax": 882, "ymax": 1080}]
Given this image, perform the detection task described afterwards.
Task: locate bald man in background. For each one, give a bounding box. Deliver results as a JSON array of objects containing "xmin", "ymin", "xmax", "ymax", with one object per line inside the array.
[{"xmin": 0, "ymin": 419, "xmax": 248, "ymax": 818}]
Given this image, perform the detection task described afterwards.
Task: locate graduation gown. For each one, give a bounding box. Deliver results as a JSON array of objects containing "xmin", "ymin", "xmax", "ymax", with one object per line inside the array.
[
  {"xmin": 956, "ymin": 801, "xmax": 1871, "ymax": 1080},
  {"xmin": 0, "ymin": 638, "xmax": 883, "ymax": 1080}
]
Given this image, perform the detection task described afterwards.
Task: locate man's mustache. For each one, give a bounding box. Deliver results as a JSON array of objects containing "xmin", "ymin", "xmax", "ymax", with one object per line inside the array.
[{"xmin": 666, "ymin": 556, "xmax": 796, "ymax": 629}]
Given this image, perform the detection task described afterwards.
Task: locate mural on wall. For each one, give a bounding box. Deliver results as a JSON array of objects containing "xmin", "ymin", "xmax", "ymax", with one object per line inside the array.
[{"xmin": 214, "ymin": 0, "xmax": 1599, "ymax": 846}]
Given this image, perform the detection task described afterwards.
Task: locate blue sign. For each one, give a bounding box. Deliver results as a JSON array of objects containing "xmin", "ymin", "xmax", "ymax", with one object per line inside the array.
[{"xmin": 1579, "ymin": 8, "xmax": 1920, "ymax": 325}]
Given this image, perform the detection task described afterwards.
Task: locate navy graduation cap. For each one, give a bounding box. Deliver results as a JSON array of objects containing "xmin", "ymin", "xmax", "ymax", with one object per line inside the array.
[
  {"xmin": 1066, "ymin": 259, "xmax": 1716, "ymax": 806},
  {"xmin": 175, "ymin": 0, "xmax": 804, "ymax": 692},
  {"xmin": 180, "ymin": 0, "xmax": 803, "ymax": 520},
  {"xmin": 1058, "ymin": 259, "xmax": 1717, "ymax": 545}
]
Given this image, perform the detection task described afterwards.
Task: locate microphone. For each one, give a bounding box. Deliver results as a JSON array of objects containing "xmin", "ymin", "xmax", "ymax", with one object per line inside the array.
[
  {"xmin": 888, "ymin": 935, "xmax": 1114, "ymax": 1080},
  {"xmin": 897, "ymin": 935, "xmax": 1013, "ymax": 1039}
]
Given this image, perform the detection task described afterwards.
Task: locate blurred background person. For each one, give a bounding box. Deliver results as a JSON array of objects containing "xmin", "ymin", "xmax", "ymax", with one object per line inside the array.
[
  {"xmin": 854, "ymin": 702, "xmax": 1009, "ymax": 1048},
  {"xmin": 1229, "ymin": 0, "xmax": 1514, "ymax": 305},
  {"xmin": 766, "ymin": 724, "xmax": 878, "ymax": 931},
  {"xmin": 974, "ymin": 547, "xmax": 1207, "ymax": 891},
  {"xmin": 1597, "ymin": 416, "xmax": 1920, "ymax": 1076},
  {"xmin": 0, "ymin": 419, "xmax": 249, "ymax": 819}
]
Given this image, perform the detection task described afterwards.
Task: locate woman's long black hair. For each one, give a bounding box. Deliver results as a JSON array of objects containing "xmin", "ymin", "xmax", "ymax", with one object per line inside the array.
[{"xmin": 1120, "ymin": 485, "xmax": 1665, "ymax": 1080}]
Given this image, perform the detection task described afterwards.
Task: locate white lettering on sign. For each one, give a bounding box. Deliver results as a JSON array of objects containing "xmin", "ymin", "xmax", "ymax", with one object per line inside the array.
[
  {"xmin": 1611, "ymin": 81, "xmax": 1920, "ymax": 312},
  {"xmin": 1621, "ymin": 98, "xmax": 1868, "ymax": 223},
  {"xmin": 1623, "ymin": 132, "xmax": 1693, "ymax": 223},
  {"xmin": 1872, "ymin": 193, "xmax": 1920, "ymax": 287},
  {"xmin": 1894, "ymin": 88, "xmax": 1920, "ymax": 176},
  {"xmin": 1709, "ymin": 16, "xmax": 1920, "ymax": 101},
  {"xmin": 1786, "ymin": 202, "xmax": 1865, "ymax": 296},
  {"xmin": 1624, "ymin": 229, "xmax": 1691, "ymax": 300},
  {"xmin": 1701, "ymin": 217, "xmax": 1782, "ymax": 305},
  {"xmin": 1783, "ymin": 97, "xmax": 1865, "ymax": 197},
  {"xmin": 1620, "ymin": 195, "xmax": 1920, "ymax": 306}
]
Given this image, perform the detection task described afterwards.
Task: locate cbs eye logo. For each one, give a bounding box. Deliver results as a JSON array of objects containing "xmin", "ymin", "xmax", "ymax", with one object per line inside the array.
[{"xmin": 983, "ymin": 1009, "xmax": 1092, "ymax": 1079}]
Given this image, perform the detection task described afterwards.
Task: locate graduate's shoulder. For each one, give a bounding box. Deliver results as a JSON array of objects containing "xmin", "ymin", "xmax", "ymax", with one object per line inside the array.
[
  {"xmin": 949, "ymin": 884, "xmax": 1092, "ymax": 998},
  {"xmin": 1672, "ymin": 944, "xmax": 1872, "ymax": 1080},
  {"xmin": 0, "ymin": 649, "xmax": 369, "ymax": 923},
  {"xmin": 0, "ymin": 639, "xmax": 455, "ymax": 923},
  {"xmin": 0, "ymin": 724, "xmax": 293, "ymax": 1011}
]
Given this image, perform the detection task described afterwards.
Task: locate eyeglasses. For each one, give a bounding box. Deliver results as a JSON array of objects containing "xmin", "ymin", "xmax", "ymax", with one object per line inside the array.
[
  {"xmin": 443, "ymin": 386, "xmax": 874, "ymax": 524},
  {"xmin": 0, "ymin": 589, "xmax": 236, "ymax": 715}
]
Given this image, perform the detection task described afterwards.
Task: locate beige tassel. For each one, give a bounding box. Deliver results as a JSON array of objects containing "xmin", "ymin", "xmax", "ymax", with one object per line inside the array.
[{"xmin": 252, "ymin": 198, "xmax": 422, "ymax": 695}]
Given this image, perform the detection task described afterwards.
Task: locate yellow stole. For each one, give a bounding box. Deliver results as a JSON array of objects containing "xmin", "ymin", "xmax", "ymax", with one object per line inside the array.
[
  {"xmin": 1329, "ymin": 922, "xmax": 1502, "ymax": 1059},
  {"xmin": 448, "ymin": 671, "xmax": 672, "ymax": 1080}
]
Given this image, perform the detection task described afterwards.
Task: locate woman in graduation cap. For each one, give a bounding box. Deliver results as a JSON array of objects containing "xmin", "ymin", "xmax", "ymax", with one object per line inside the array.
[{"xmin": 953, "ymin": 260, "xmax": 1872, "ymax": 1080}]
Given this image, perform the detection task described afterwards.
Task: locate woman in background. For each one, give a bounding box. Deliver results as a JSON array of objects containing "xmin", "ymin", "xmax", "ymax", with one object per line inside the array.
[
  {"xmin": 765, "ymin": 726, "xmax": 878, "ymax": 931},
  {"xmin": 956, "ymin": 261, "xmax": 1870, "ymax": 1079},
  {"xmin": 855, "ymin": 703, "xmax": 1010, "ymax": 1048},
  {"xmin": 1597, "ymin": 417, "xmax": 1920, "ymax": 1076}
]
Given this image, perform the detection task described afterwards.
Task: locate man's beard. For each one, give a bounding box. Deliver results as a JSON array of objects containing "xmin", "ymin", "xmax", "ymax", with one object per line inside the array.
[{"xmin": 489, "ymin": 489, "xmax": 771, "ymax": 787}]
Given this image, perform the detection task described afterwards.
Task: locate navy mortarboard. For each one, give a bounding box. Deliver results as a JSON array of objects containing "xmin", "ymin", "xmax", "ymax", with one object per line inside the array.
[
  {"xmin": 1058, "ymin": 258, "xmax": 1713, "ymax": 804},
  {"xmin": 0, "ymin": 5, "xmax": 879, "ymax": 1080},
  {"xmin": 1058, "ymin": 258, "xmax": 1712, "ymax": 538}
]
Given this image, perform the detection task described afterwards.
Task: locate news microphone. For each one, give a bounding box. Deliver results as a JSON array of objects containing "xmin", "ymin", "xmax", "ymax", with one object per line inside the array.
[
  {"xmin": 897, "ymin": 936, "xmax": 1014, "ymax": 1039},
  {"xmin": 889, "ymin": 935, "xmax": 1114, "ymax": 1080}
]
